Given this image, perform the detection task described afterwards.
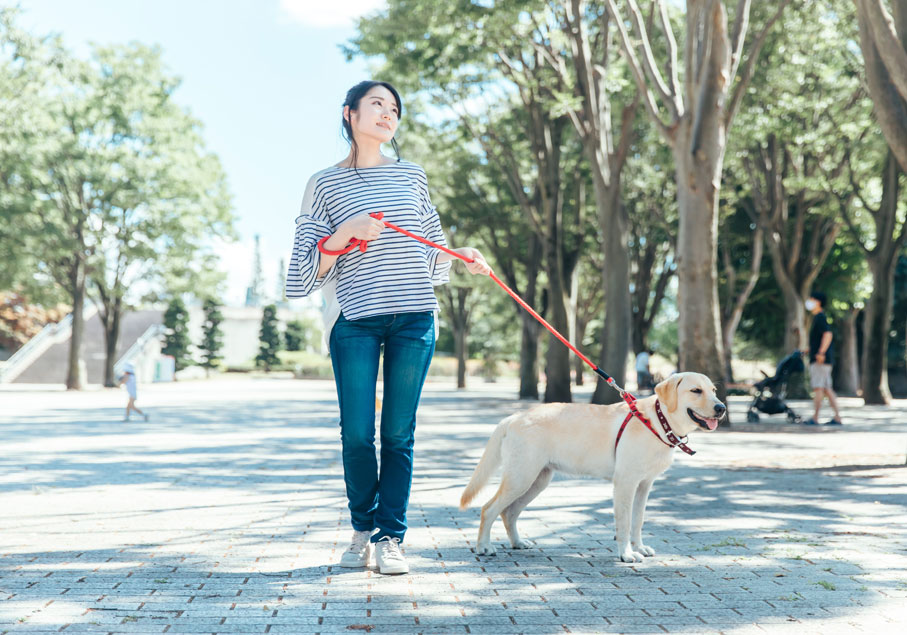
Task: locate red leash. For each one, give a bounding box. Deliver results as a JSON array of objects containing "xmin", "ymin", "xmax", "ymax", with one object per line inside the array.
[{"xmin": 317, "ymin": 212, "xmax": 694, "ymax": 455}]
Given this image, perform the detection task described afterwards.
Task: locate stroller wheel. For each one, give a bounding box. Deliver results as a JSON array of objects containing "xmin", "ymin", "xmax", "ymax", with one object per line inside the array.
[
  {"xmin": 746, "ymin": 411, "xmax": 760, "ymax": 423},
  {"xmin": 787, "ymin": 410, "xmax": 802, "ymax": 424}
]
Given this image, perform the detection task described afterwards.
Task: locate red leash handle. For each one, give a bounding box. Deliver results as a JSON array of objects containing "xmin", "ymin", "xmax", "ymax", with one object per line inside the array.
[{"xmin": 316, "ymin": 212, "xmax": 387, "ymax": 256}]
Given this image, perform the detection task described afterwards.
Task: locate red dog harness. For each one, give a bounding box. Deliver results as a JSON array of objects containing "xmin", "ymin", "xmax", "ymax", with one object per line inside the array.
[{"xmin": 615, "ymin": 396, "xmax": 695, "ymax": 456}]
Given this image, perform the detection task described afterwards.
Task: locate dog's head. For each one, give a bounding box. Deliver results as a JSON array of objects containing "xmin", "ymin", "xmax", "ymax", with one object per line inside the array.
[{"xmin": 654, "ymin": 372, "xmax": 726, "ymax": 435}]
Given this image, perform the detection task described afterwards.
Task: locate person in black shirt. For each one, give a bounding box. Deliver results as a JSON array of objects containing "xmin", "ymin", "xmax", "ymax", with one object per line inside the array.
[{"xmin": 804, "ymin": 291, "xmax": 842, "ymax": 425}]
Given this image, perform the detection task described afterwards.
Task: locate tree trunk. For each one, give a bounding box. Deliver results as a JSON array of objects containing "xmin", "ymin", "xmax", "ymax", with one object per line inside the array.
[
  {"xmin": 454, "ymin": 326, "xmax": 468, "ymax": 390},
  {"xmin": 721, "ymin": 226, "xmax": 764, "ymax": 385},
  {"xmin": 673, "ymin": 135, "xmax": 727, "ymax": 404},
  {"xmin": 543, "ymin": 237, "xmax": 573, "ymax": 403},
  {"xmin": 591, "ymin": 182, "xmax": 632, "ymax": 404},
  {"xmin": 574, "ymin": 316, "xmax": 589, "ymax": 386},
  {"xmin": 102, "ymin": 305, "xmax": 121, "ymax": 388},
  {"xmin": 862, "ymin": 255, "xmax": 897, "ymax": 404},
  {"xmin": 855, "ymin": 0, "xmax": 907, "ymax": 174},
  {"xmin": 66, "ymin": 262, "xmax": 86, "ymax": 390},
  {"xmin": 837, "ymin": 306, "xmax": 861, "ymax": 397},
  {"xmin": 519, "ymin": 314, "xmax": 541, "ymax": 399}
]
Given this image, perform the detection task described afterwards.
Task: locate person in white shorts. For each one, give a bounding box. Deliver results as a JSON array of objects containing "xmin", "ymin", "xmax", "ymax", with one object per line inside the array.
[
  {"xmin": 804, "ymin": 292, "xmax": 842, "ymax": 425},
  {"xmin": 119, "ymin": 362, "xmax": 148, "ymax": 422}
]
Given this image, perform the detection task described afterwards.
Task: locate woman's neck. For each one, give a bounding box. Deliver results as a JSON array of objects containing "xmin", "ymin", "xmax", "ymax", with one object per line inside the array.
[{"xmin": 342, "ymin": 142, "xmax": 392, "ymax": 168}]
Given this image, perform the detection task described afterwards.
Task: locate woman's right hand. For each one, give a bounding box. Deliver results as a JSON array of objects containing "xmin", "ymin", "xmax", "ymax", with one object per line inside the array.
[{"xmin": 340, "ymin": 213, "xmax": 385, "ymax": 243}]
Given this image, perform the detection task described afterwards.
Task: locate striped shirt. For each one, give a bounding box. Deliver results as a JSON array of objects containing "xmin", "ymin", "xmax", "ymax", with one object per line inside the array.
[{"xmin": 286, "ymin": 160, "xmax": 451, "ymax": 322}]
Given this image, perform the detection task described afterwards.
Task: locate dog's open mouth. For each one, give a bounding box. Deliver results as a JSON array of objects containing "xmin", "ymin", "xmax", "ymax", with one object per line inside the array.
[{"xmin": 687, "ymin": 408, "xmax": 720, "ymax": 431}]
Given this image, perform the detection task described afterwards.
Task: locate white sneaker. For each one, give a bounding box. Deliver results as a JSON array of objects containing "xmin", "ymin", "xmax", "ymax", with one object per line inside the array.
[
  {"xmin": 338, "ymin": 530, "xmax": 372, "ymax": 568},
  {"xmin": 374, "ymin": 536, "xmax": 408, "ymax": 575}
]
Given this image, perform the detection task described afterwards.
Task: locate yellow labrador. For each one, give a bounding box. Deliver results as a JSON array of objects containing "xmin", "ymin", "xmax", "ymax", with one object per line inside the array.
[{"xmin": 460, "ymin": 372, "xmax": 725, "ymax": 562}]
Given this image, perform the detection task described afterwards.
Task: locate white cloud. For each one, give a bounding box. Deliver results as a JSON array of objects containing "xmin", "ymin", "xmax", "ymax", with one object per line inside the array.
[{"xmin": 279, "ymin": 0, "xmax": 387, "ymax": 28}]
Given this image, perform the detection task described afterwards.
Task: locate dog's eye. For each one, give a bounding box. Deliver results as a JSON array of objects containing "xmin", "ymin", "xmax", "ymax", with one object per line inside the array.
[{"xmin": 691, "ymin": 388, "xmax": 703, "ymax": 394}]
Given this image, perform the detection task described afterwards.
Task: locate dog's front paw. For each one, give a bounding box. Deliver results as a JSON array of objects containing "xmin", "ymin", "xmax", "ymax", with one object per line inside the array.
[
  {"xmin": 632, "ymin": 543, "xmax": 655, "ymax": 557},
  {"xmin": 618, "ymin": 546, "xmax": 644, "ymax": 563},
  {"xmin": 475, "ymin": 542, "xmax": 497, "ymax": 556},
  {"xmin": 511, "ymin": 538, "xmax": 534, "ymax": 550}
]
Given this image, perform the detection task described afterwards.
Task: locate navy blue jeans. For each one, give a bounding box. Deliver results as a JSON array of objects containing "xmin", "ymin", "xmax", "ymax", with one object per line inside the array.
[{"xmin": 329, "ymin": 311, "xmax": 435, "ymax": 544}]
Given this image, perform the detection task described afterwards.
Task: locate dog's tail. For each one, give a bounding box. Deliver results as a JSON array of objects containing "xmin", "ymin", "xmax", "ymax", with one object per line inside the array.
[{"xmin": 459, "ymin": 417, "xmax": 510, "ymax": 509}]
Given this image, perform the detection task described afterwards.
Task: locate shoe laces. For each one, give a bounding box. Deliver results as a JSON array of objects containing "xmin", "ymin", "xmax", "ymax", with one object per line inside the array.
[
  {"xmin": 376, "ymin": 536, "xmax": 403, "ymax": 560},
  {"xmin": 346, "ymin": 531, "xmax": 371, "ymax": 553}
]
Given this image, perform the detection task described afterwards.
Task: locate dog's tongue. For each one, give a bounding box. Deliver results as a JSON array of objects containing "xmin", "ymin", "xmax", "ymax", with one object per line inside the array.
[{"xmin": 704, "ymin": 417, "xmax": 719, "ymax": 431}]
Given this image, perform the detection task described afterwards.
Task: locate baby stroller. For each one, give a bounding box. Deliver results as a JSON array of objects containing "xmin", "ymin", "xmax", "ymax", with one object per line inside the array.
[{"xmin": 746, "ymin": 350, "xmax": 805, "ymax": 424}]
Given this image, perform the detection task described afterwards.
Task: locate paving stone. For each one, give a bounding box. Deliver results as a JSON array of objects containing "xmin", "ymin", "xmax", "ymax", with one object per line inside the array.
[{"xmin": 1, "ymin": 379, "xmax": 906, "ymax": 634}]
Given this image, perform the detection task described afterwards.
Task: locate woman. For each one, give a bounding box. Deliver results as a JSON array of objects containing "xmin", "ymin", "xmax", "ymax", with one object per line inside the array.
[{"xmin": 287, "ymin": 80, "xmax": 490, "ymax": 575}]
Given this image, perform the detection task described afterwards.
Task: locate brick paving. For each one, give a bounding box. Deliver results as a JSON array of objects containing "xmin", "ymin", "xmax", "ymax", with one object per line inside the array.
[{"xmin": 1, "ymin": 377, "xmax": 905, "ymax": 634}]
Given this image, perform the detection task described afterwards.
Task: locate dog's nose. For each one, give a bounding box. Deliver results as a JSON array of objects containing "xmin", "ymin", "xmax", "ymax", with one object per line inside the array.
[{"xmin": 714, "ymin": 403, "xmax": 727, "ymax": 417}]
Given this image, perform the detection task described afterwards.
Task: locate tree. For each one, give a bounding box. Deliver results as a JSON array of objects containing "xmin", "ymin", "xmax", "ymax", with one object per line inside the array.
[
  {"xmin": 1, "ymin": 13, "xmax": 94, "ymax": 389},
  {"xmin": 284, "ymin": 320, "xmax": 305, "ymax": 352},
  {"xmin": 406, "ymin": 112, "xmax": 546, "ymax": 399},
  {"xmin": 717, "ymin": 201, "xmax": 763, "ymax": 382},
  {"xmin": 834, "ymin": 152, "xmax": 905, "ymax": 404},
  {"xmin": 256, "ymin": 304, "xmax": 281, "ymax": 371},
  {"xmin": 0, "ymin": 11, "xmax": 234, "ymax": 388},
  {"xmin": 624, "ymin": 139, "xmax": 678, "ymax": 358},
  {"xmin": 439, "ymin": 276, "xmax": 476, "ymax": 389},
  {"xmin": 525, "ymin": 0, "xmax": 640, "ymax": 403},
  {"xmin": 605, "ymin": 0, "xmax": 793, "ymax": 404},
  {"xmin": 854, "ymin": 0, "xmax": 907, "ymax": 174},
  {"xmin": 84, "ymin": 44, "xmax": 234, "ymax": 386},
  {"xmin": 849, "ymin": 0, "xmax": 907, "ymax": 403},
  {"xmin": 200, "ymin": 298, "xmax": 224, "ymax": 374},
  {"xmin": 162, "ymin": 297, "xmax": 191, "ymax": 373},
  {"xmin": 890, "ymin": 255, "xmax": 907, "ymax": 396},
  {"xmin": 350, "ymin": 0, "xmax": 583, "ymax": 402}
]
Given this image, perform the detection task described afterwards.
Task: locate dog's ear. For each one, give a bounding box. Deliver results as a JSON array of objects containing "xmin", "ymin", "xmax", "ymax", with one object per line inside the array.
[{"xmin": 655, "ymin": 375, "xmax": 682, "ymax": 412}]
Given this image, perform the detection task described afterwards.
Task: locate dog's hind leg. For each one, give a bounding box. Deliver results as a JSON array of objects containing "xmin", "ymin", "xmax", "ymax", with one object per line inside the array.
[
  {"xmin": 501, "ymin": 466, "xmax": 553, "ymax": 549},
  {"xmin": 475, "ymin": 468, "xmax": 543, "ymax": 556},
  {"xmin": 630, "ymin": 478, "xmax": 656, "ymax": 557}
]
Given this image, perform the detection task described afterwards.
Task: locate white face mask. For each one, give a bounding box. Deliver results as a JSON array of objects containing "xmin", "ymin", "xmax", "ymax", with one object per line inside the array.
[{"xmin": 805, "ymin": 299, "xmax": 818, "ymax": 311}]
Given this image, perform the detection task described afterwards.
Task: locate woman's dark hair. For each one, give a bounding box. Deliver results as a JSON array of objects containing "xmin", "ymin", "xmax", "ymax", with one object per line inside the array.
[{"xmin": 342, "ymin": 80, "xmax": 403, "ymax": 171}]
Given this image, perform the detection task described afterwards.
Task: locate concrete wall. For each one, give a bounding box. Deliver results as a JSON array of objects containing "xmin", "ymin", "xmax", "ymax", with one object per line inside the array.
[{"xmin": 187, "ymin": 301, "xmax": 323, "ymax": 366}]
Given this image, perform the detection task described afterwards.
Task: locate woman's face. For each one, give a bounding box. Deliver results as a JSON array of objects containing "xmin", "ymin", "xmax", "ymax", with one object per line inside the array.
[{"xmin": 346, "ymin": 85, "xmax": 399, "ymax": 145}]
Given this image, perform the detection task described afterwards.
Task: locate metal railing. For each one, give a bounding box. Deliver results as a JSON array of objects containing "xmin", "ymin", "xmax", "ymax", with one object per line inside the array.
[
  {"xmin": 113, "ymin": 323, "xmax": 165, "ymax": 378},
  {"xmin": 0, "ymin": 305, "xmax": 98, "ymax": 383},
  {"xmin": 0, "ymin": 314, "xmax": 73, "ymax": 384}
]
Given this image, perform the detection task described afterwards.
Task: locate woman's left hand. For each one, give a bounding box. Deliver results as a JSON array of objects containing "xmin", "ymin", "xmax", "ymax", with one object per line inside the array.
[{"xmin": 457, "ymin": 247, "xmax": 492, "ymax": 275}]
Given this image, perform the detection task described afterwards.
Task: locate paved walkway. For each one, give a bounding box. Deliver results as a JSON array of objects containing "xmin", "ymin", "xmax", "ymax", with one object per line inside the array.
[{"xmin": 1, "ymin": 377, "xmax": 905, "ymax": 634}]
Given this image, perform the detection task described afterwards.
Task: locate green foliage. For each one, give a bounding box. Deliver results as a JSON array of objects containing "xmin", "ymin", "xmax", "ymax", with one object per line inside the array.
[
  {"xmin": 284, "ymin": 320, "xmax": 306, "ymax": 352},
  {"xmin": 162, "ymin": 298, "xmax": 192, "ymax": 372},
  {"xmin": 256, "ymin": 304, "xmax": 282, "ymax": 370},
  {"xmin": 0, "ymin": 9, "xmax": 235, "ymax": 310},
  {"xmin": 200, "ymin": 298, "xmax": 224, "ymax": 371}
]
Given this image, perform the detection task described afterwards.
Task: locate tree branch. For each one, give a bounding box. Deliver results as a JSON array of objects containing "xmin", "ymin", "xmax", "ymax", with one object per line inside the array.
[
  {"xmin": 656, "ymin": 0, "xmax": 682, "ymax": 101},
  {"xmin": 726, "ymin": 0, "xmax": 794, "ymax": 129},
  {"xmin": 603, "ymin": 0, "xmax": 676, "ymax": 141}
]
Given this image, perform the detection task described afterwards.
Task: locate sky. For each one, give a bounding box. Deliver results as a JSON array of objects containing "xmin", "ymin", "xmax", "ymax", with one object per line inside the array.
[{"xmin": 15, "ymin": 0, "xmax": 388, "ymax": 306}]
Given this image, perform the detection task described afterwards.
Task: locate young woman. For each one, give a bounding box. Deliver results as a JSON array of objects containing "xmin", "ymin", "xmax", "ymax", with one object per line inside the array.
[{"xmin": 287, "ymin": 80, "xmax": 490, "ymax": 575}]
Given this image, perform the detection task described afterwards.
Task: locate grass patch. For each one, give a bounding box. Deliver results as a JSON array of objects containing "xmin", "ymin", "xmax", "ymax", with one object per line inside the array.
[
  {"xmin": 700, "ymin": 537, "xmax": 748, "ymax": 550},
  {"xmin": 815, "ymin": 581, "xmax": 836, "ymax": 591},
  {"xmin": 777, "ymin": 594, "xmax": 802, "ymax": 602}
]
